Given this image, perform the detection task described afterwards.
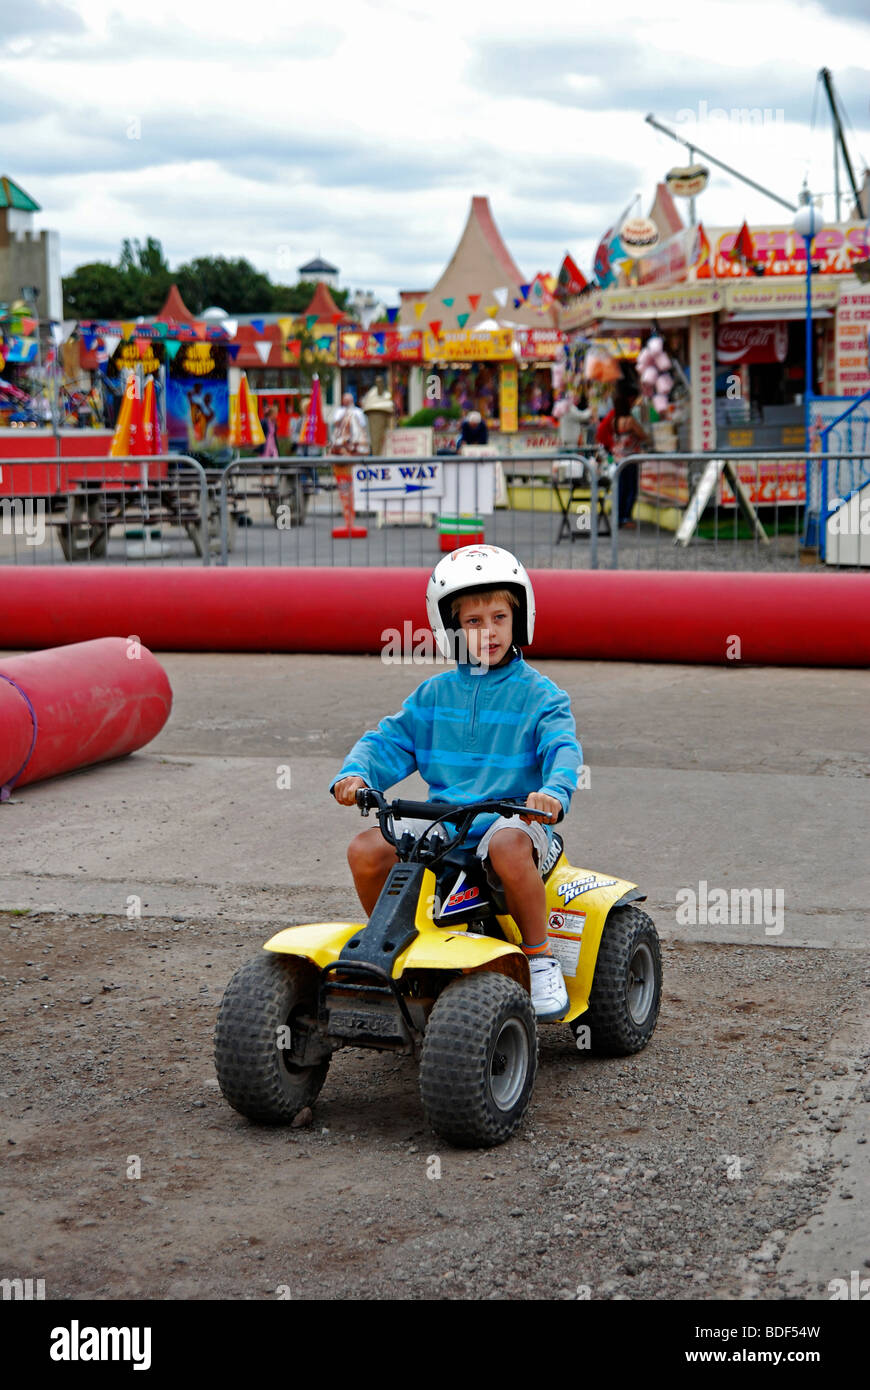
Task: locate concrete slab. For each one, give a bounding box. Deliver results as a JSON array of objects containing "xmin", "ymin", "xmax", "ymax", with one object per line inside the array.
[{"xmin": 1, "ymin": 655, "xmax": 867, "ymax": 950}]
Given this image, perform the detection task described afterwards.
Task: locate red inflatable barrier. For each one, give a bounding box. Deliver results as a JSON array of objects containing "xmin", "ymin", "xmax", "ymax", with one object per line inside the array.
[
  {"xmin": 0, "ymin": 675, "xmax": 34, "ymax": 795},
  {"xmin": 0, "ymin": 567, "xmax": 867, "ymax": 667},
  {"xmin": 0, "ymin": 637, "xmax": 172, "ymax": 798}
]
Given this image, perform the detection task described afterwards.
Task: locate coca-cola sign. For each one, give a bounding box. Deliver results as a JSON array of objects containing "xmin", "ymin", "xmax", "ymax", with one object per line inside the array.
[{"xmin": 716, "ymin": 321, "xmax": 788, "ymax": 364}]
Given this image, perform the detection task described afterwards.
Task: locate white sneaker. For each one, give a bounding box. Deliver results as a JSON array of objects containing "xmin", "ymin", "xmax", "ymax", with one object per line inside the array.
[{"xmin": 529, "ymin": 955, "xmax": 569, "ymax": 1020}]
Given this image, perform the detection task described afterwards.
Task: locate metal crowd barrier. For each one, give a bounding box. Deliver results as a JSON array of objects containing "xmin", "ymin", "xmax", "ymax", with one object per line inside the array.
[
  {"xmin": 0, "ymin": 455, "xmax": 210, "ymax": 565},
  {"xmin": 607, "ymin": 451, "xmax": 870, "ymax": 571},
  {"xmin": 215, "ymin": 452, "xmax": 601, "ymax": 570},
  {"xmin": 3, "ymin": 449, "xmax": 867, "ymax": 571}
]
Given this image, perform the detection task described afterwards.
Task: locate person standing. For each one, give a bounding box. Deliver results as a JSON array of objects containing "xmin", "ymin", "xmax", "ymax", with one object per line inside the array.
[
  {"xmin": 609, "ymin": 387, "xmax": 649, "ymax": 528},
  {"xmin": 260, "ymin": 401, "xmax": 279, "ymax": 459},
  {"xmin": 556, "ymin": 392, "xmax": 591, "ymax": 452},
  {"xmin": 457, "ymin": 409, "xmax": 488, "ymax": 449},
  {"xmin": 331, "ymin": 392, "xmax": 370, "ymax": 455}
]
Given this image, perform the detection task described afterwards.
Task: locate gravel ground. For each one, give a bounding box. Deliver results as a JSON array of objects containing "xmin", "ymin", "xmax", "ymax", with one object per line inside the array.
[{"xmin": 3, "ymin": 909, "xmax": 867, "ymax": 1302}]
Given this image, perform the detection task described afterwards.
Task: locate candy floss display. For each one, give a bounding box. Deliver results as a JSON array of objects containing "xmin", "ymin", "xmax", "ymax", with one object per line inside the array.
[{"xmin": 637, "ymin": 335, "xmax": 675, "ymax": 417}]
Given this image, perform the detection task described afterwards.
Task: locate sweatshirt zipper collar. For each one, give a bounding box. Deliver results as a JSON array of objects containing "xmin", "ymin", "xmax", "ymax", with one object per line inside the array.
[{"xmin": 455, "ymin": 650, "xmax": 523, "ymax": 686}]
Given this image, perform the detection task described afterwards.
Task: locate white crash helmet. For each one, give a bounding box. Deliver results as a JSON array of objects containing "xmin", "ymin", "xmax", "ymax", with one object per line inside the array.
[{"xmin": 426, "ymin": 544, "xmax": 535, "ymax": 659}]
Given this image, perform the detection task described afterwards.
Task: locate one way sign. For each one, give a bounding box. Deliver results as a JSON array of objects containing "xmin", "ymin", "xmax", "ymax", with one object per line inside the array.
[{"xmin": 352, "ymin": 461, "xmax": 444, "ymax": 504}]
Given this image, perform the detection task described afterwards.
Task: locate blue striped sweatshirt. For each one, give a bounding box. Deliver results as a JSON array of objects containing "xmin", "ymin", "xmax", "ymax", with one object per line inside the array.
[{"xmin": 330, "ymin": 652, "xmax": 583, "ymax": 845}]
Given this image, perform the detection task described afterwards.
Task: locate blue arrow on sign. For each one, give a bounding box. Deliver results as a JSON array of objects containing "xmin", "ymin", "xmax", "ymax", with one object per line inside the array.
[{"xmin": 356, "ymin": 482, "xmax": 436, "ymax": 494}]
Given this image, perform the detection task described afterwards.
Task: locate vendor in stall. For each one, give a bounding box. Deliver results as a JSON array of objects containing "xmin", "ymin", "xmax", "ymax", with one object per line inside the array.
[{"xmin": 458, "ymin": 409, "xmax": 489, "ymax": 449}]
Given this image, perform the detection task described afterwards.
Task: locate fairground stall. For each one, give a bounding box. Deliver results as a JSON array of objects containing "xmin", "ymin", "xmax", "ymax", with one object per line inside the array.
[
  {"xmin": 398, "ymin": 196, "xmax": 565, "ymax": 454},
  {"xmin": 560, "ymin": 183, "xmax": 870, "ymax": 521}
]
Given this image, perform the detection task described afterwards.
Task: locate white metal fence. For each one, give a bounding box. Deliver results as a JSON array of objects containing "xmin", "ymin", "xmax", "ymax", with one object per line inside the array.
[{"xmin": 1, "ymin": 450, "xmax": 867, "ymax": 570}]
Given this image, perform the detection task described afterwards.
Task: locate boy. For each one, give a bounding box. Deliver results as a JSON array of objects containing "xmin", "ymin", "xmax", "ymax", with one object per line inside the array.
[{"xmin": 330, "ymin": 545, "xmax": 583, "ymax": 1020}]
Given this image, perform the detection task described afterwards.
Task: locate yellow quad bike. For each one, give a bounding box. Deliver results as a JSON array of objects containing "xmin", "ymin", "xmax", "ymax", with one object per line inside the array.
[{"xmin": 214, "ymin": 789, "xmax": 662, "ymax": 1148}]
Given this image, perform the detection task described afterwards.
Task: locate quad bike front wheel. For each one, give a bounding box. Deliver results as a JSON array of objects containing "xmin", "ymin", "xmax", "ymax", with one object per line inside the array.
[
  {"xmin": 419, "ymin": 971, "xmax": 537, "ymax": 1148},
  {"xmin": 214, "ymin": 953, "xmax": 329, "ymax": 1124},
  {"xmin": 571, "ymin": 905, "xmax": 662, "ymax": 1056}
]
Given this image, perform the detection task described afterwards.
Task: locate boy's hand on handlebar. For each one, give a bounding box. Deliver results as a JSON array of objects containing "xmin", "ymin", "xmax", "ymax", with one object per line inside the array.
[
  {"xmin": 334, "ymin": 775, "xmax": 367, "ymax": 806},
  {"xmin": 522, "ymin": 792, "xmax": 562, "ymax": 825}
]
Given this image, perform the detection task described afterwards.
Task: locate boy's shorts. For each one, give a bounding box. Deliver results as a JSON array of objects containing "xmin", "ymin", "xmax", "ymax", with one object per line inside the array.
[{"xmin": 389, "ymin": 813, "xmax": 549, "ymax": 891}]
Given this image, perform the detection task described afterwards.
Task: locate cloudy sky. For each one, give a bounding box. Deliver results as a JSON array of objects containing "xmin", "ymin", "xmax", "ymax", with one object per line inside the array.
[{"xmin": 2, "ymin": 0, "xmax": 869, "ymax": 301}]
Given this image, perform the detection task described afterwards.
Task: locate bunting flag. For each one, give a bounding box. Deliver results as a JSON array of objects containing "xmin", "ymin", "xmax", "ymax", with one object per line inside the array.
[
  {"xmin": 306, "ymin": 315, "xmax": 318, "ymax": 330},
  {"xmin": 316, "ymin": 335, "xmax": 331, "ymax": 349},
  {"xmin": 518, "ymin": 284, "xmax": 531, "ymax": 300},
  {"xmin": 373, "ymin": 331, "xmax": 386, "ymax": 347},
  {"xmin": 414, "ymin": 301, "xmax": 427, "ymax": 319},
  {"xmin": 693, "ymin": 222, "xmax": 712, "ymax": 279},
  {"xmin": 457, "ymin": 312, "xmax": 470, "ymax": 329},
  {"xmin": 555, "ymin": 253, "xmax": 588, "ymax": 301},
  {"xmin": 468, "ymin": 293, "xmax": 481, "ymax": 310},
  {"xmin": 485, "ymin": 304, "xmax": 498, "ymax": 318},
  {"xmin": 728, "ymin": 220, "xmax": 755, "ymax": 264},
  {"xmin": 251, "ymin": 318, "xmax": 265, "ymax": 334},
  {"xmin": 121, "ymin": 321, "xmax": 135, "ymax": 341},
  {"xmin": 429, "ymin": 320, "xmax": 443, "ymax": 338},
  {"xmin": 288, "ymin": 339, "xmax": 301, "ymax": 354},
  {"xmin": 441, "ymin": 297, "xmax": 454, "ymax": 307},
  {"xmin": 330, "ymin": 312, "xmax": 344, "ymax": 325},
  {"xmin": 165, "ymin": 339, "xmax": 182, "ymax": 360},
  {"xmin": 254, "ymin": 340, "xmax": 271, "ymax": 364},
  {"xmin": 136, "ymin": 339, "xmax": 152, "ymax": 358},
  {"xmin": 386, "ymin": 307, "xmax": 399, "ymax": 324},
  {"xmin": 512, "ymin": 298, "xmax": 522, "ymax": 309},
  {"xmin": 152, "ymin": 321, "xmax": 167, "ymax": 335},
  {"xmin": 493, "ymin": 287, "xmax": 508, "ymax": 307},
  {"xmin": 193, "ymin": 322, "xmax": 207, "ymax": 340},
  {"xmin": 226, "ymin": 343, "xmax": 240, "ymax": 360},
  {"xmin": 277, "ymin": 317, "xmax": 294, "ymax": 341},
  {"xmin": 221, "ymin": 318, "xmax": 238, "ymax": 338}
]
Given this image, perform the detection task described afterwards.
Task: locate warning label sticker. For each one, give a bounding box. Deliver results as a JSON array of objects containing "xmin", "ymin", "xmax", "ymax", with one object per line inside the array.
[
  {"xmin": 548, "ymin": 910, "xmax": 586, "ymax": 936},
  {"xmin": 547, "ymin": 910, "xmax": 586, "ymax": 977}
]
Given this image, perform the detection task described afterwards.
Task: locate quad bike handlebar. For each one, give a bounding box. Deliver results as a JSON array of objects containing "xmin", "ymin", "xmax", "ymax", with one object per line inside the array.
[{"xmin": 353, "ymin": 787, "xmax": 562, "ymax": 864}]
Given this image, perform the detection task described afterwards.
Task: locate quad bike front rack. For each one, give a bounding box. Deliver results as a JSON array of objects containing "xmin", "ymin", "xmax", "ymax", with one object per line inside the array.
[{"xmin": 318, "ymin": 958, "xmax": 419, "ymax": 1053}]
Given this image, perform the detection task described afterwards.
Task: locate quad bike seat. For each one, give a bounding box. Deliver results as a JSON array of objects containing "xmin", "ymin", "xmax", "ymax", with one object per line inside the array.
[{"xmin": 433, "ymin": 833, "xmax": 564, "ymax": 922}]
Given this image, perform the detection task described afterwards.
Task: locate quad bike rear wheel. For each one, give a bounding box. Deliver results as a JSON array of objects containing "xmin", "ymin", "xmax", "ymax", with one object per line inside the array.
[
  {"xmin": 419, "ymin": 971, "xmax": 537, "ymax": 1148},
  {"xmin": 571, "ymin": 905, "xmax": 662, "ymax": 1056},
  {"xmin": 214, "ymin": 953, "xmax": 329, "ymax": 1123}
]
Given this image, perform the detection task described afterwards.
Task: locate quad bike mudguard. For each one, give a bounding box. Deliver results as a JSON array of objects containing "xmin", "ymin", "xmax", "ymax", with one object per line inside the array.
[
  {"xmin": 262, "ymin": 846, "xmax": 645, "ymax": 1026},
  {"xmin": 262, "ymin": 865, "xmax": 526, "ymax": 982}
]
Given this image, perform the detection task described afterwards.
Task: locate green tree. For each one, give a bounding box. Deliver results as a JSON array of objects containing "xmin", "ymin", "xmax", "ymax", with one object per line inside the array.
[
  {"xmin": 118, "ymin": 236, "xmax": 172, "ymax": 315},
  {"xmin": 62, "ymin": 261, "xmax": 130, "ymax": 319},
  {"xmin": 271, "ymin": 280, "xmax": 349, "ymax": 314},
  {"xmin": 61, "ymin": 242, "xmax": 351, "ymax": 321},
  {"xmin": 63, "ymin": 237, "xmax": 171, "ymax": 318},
  {"xmin": 174, "ymin": 256, "xmax": 275, "ymax": 314},
  {"xmin": 119, "ymin": 236, "xmax": 169, "ymax": 280}
]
